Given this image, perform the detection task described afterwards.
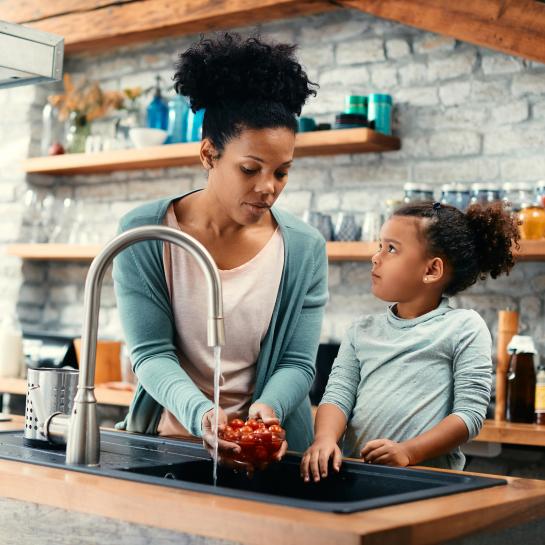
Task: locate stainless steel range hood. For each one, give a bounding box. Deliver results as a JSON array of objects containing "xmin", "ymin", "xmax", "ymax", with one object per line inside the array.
[{"xmin": 0, "ymin": 20, "xmax": 63, "ymax": 89}]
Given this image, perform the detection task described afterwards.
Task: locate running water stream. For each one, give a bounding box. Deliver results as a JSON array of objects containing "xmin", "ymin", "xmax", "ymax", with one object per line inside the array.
[{"xmin": 212, "ymin": 345, "xmax": 222, "ymax": 486}]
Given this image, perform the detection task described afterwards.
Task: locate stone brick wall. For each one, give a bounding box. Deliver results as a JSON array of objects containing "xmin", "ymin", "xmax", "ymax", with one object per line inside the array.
[{"xmin": 1, "ymin": 8, "xmax": 545, "ymax": 355}]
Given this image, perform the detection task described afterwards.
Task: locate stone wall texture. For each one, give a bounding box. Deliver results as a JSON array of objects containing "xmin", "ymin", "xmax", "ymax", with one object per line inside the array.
[{"xmin": 1, "ymin": 10, "xmax": 545, "ymax": 366}]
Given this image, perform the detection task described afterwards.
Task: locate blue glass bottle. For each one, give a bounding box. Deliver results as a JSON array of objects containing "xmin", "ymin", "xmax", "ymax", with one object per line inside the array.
[
  {"xmin": 166, "ymin": 95, "xmax": 189, "ymax": 144},
  {"xmin": 146, "ymin": 76, "xmax": 168, "ymax": 130},
  {"xmin": 185, "ymin": 108, "xmax": 205, "ymax": 142}
]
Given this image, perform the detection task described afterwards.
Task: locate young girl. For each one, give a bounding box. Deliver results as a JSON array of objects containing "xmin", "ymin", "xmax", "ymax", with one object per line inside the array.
[{"xmin": 301, "ymin": 201, "xmax": 519, "ymax": 481}]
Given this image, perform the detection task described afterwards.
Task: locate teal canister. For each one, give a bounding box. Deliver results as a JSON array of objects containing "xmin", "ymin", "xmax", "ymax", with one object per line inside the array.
[
  {"xmin": 344, "ymin": 95, "xmax": 367, "ymax": 116},
  {"xmin": 367, "ymin": 94, "xmax": 392, "ymax": 135},
  {"xmin": 166, "ymin": 95, "xmax": 189, "ymax": 144}
]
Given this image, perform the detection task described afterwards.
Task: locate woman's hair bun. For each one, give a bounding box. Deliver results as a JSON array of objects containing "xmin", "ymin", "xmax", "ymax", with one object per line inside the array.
[{"xmin": 173, "ymin": 32, "xmax": 317, "ymax": 114}]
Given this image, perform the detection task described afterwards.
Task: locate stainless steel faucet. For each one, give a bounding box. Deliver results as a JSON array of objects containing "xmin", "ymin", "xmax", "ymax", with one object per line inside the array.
[{"xmin": 46, "ymin": 225, "xmax": 225, "ymax": 466}]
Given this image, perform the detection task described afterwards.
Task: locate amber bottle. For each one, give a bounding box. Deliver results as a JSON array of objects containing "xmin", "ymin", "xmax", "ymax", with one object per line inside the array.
[{"xmin": 506, "ymin": 352, "xmax": 536, "ymax": 423}]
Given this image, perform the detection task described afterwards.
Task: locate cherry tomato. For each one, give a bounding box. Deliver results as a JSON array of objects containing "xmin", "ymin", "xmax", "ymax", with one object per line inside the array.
[
  {"xmin": 222, "ymin": 431, "xmax": 237, "ymax": 442},
  {"xmin": 245, "ymin": 419, "xmax": 260, "ymax": 430},
  {"xmin": 239, "ymin": 425, "xmax": 253, "ymax": 435},
  {"xmin": 254, "ymin": 429, "xmax": 272, "ymax": 443},
  {"xmin": 268, "ymin": 424, "xmax": 283, "ymax": 434},
  {"xmin": 230, "ymin": 419, "xmax": 245, "ymax": 429}
]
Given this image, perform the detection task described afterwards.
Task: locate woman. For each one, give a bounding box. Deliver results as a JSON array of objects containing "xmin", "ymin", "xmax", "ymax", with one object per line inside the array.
[{"xmin": 113, "ymin": 33, "xmax": 328, "ymax": 461}]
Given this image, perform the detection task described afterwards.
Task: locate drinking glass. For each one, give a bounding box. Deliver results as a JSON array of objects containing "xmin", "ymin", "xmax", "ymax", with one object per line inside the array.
[{"xmin": 361, "ymin": 210, "xmax": 383, "ymax": 242}]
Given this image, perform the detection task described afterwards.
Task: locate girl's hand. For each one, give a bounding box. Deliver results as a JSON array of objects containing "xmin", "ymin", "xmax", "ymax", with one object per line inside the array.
[
  {"xmin": 201, "ymin": 407, "xmax": 240, "ymax": 460},
  {"xmin": 300, "ymin": 437, "xmax": 342, "ymax": 482},
  {"xmin": 360, "ymin": 438, "xmax": 412, "ymax": 467},
  {"xmin": 248, "ymin": 402, "xmax": 287, "ymax": 461}
]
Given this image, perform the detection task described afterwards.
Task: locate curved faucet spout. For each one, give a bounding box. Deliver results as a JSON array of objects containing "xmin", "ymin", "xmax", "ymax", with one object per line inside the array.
[{"xmin": 61, "ymin": 225, "xmax": 225, "ymax": 466}]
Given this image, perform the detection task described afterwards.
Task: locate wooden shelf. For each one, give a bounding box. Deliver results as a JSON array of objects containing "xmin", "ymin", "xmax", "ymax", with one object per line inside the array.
[
  {"xmin": 23, "ymin": 128, "xmax": 401, "ymax": 176},
  {"xmin": 474, "ymin": 419, "xmax": 545, "ymax": 447},
  {"xmin": 6, "ymin": 244, "xmax": 102, "ymax": 261},
  {"xmin": 8, "ymin": 0, "xmax": 337, "ymax": 55},
  {"xmin": 326, "ymin": 240, "xmax": 545, "ymax": 262},
  {"xmin": 7, "ymin": 240, "xmax": 545, "ymax": 262},
  {"xmin": 0, "ymin": 377, "xmax": 134, "ymax": 407}
]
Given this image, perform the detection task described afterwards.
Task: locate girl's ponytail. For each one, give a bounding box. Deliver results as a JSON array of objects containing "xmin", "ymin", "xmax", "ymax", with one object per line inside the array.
[{"xmin": 465, "ymin": 203, "xmax": 519, "ymax": 280}]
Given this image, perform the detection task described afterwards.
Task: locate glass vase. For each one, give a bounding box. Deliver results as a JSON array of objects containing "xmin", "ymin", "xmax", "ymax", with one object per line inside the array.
[{"xmin": 65, "ymin": 112, "xmax": 91, "ymax": 154}]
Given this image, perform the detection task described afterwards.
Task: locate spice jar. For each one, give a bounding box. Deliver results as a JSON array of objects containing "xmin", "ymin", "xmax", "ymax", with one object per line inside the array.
[
  {"xmin": 536, "ymin": 180, "xmax": 545, "ymax": 208},
  {"xmin": 440, "ymin": 183, "xmax": 470, "ymax": 211},
  {"xmin": 469, "ymin": 183, "xmax": 502, "ymax": 207},
  {"xmin": 518, "ymin": 202, "xmax": 545, "ymax": 240},
  {"xmin": 403, "ymin": 183, "xmax": 434, "ymax": 204},
  {"xmin": 503, "ymin": 182, "xmax": 534, "ymax": 214}
]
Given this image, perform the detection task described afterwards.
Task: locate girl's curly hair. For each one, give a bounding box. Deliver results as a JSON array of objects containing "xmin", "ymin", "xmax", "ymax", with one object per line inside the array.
[
  {"xmin": 173, "ymin": 32, "xmax": 317, "ymax": 152},
  {"xmin": 393, "ymin": 201, "xmax": 520, "ymax": 296}
]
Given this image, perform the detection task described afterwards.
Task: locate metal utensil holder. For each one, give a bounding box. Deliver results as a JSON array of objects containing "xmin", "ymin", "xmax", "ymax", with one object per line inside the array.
[{"xmin": 24, "ymin": 367, "xmax": 78, "ymax": 447}]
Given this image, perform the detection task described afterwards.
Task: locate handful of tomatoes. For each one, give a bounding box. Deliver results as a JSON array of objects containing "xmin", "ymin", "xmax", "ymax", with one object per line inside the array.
[{"xmin": 219, "ymin": 417, "xmax": 286, "ymax": 469}]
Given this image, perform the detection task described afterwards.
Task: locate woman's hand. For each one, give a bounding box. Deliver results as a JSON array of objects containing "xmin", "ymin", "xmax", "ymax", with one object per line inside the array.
[
  {"xmin": 201, "ymin": 407, "xmax": 240, "ymax": 461},
  {"xmin": 360, "ymin": 438, "xmax": 412, "ymax": 467},
  {"xmin": 248, "ymin": 402, "xmax": 287, "ymax": 461},
  {"xmin": 300, "ymin": 436, "xmax": 342, "ymax": 483}
]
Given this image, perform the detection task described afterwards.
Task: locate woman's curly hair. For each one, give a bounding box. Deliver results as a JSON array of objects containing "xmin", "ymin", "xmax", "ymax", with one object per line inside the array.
[
  {"xmin": 393, "ymin": 201, "xmax": 520, "ymax": 296},
  {"xmin": 173, "ymin": 32, "xmax": 318, "ymax": 152}
]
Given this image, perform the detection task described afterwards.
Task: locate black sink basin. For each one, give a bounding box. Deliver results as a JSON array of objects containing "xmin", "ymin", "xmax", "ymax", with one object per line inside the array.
[
  {"xmin": 120, "ymin": 456, "xmax": 505, "ymax": 513},
  {"xmin": 0, "ymin": 430, "xmax": 506, "ymax": 513}
]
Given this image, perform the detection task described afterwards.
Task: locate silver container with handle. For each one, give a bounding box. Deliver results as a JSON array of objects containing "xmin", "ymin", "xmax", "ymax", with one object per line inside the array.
[{"xmin": 24, "ymin": 367, "xmax": 78, "ymax": 447}]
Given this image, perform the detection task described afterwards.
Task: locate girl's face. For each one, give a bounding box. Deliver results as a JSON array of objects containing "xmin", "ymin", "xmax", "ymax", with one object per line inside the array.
[
  {"xmin": 204, "ymin": 127, "xmax": 295, "ymax": 226},
  {"xmin": 371, "ymin": 216, "xmax": 436, "ymax": 302}
]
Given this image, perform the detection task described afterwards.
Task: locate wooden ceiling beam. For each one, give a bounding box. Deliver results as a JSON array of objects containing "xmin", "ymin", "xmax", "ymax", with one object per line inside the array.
[
  {"xmin": 2, "ymin": 0, "xmax": 338, "ymax": 55},
  {"xmin": 338, "ymin": 0, "xmax": 545, "ymax": 63}
]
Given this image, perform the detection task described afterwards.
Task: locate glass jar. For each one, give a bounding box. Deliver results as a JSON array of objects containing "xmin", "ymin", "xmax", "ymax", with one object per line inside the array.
[
  {"xmin": 65, "ymin": 112, "xmax": 91, "ymax": 154},
  {"xmin": 440, "ymin": 183, "xmax": 470, "ymax": 211},
  {"xmin": 41, "ymin": 102, "xmax": 65, "ymax": 156},
  {"xmin": 403, "ymin": 183, "xmax": 434, "ymax": 204},
  {"xmin": 166, "ymin": 95, "xmax": 189, "ymax": 144},
  {"xmin": 186, "ymin": 108, "xmax": 205, "ymax": 142},
  {"xmin": 536, "ymin": 180, "xmax": 545, "ymax": 209},
  {"xmin": 469, "ymin": 183, "xmax": 502, "ymax": 207},
  {"xmin": 518, "ymin": 202, "xmax": 545, "ymax": 240},
  {"xmin": 503, "ymin": 182, "xmax": 534, "ymax": 214}
]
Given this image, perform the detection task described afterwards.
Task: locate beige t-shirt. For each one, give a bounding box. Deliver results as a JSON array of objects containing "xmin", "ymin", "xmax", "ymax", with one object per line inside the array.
[{"xmin": 157, "ymin": 203, "xmax": 284, "ymax": 437}]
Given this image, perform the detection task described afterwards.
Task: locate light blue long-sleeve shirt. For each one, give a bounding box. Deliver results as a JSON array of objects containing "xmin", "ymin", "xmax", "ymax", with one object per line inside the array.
[{"xmin": 320, "ymin": 298, "xmax": 492, "ymax": 470}]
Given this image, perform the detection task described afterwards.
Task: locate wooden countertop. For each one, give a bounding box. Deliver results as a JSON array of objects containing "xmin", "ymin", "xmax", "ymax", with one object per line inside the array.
[
  {"xmin": 1, "ymin": 416, "xmax": 545, "ymax": 545},
  {"xmin": 2, "ymin": 377, "xmax": 545, "ymax": 447},
  {"xmin": 476, "ymin": 419, "xmax": 545, "ymax": 447},
  {"xmin": 0, "ymin": 377, "xmax": 134, "ymax": 407}
]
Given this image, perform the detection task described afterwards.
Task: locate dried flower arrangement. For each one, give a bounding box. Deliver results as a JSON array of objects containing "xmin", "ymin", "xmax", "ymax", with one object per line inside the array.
[{"xmin": 48, "ymin": 74, "xmax": 143, "ymax": 121}]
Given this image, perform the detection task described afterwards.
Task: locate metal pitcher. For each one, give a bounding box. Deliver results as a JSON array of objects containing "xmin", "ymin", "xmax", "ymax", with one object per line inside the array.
[{"xmin": 24, "ymin": 367, "xmax": 78, "ymax": 447}]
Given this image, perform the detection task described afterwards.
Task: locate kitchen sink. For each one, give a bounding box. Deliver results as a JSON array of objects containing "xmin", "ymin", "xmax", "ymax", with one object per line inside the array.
[{"xmin": 0, "ymin": 429, "xmax": 506, "ymax": 513}]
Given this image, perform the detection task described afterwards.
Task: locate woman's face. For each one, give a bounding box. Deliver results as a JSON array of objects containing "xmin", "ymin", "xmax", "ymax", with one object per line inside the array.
[{"xmin": 204, "ymin": 127, "xmax": 295, "ymax": 225}]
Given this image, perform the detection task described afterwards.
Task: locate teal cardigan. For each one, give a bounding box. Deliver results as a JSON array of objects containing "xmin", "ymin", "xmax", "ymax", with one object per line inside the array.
[{"xmin": 113, "ymin": 193, "xmax": 328, "ymax": 452}]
